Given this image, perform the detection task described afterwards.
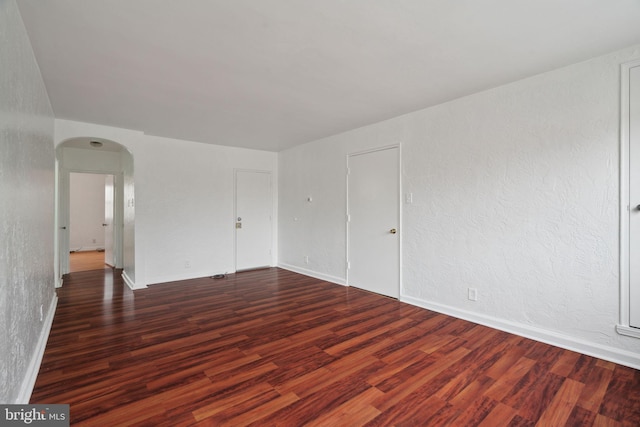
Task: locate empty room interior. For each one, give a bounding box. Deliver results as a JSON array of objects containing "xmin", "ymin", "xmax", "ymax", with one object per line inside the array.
[{"xmin": 3, "ymin": 0, "xmax": 640, "ymax": 425}]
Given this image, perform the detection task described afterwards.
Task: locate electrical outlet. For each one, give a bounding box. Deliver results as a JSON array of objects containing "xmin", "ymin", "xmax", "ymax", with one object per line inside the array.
[
  {"xmin": 304, "ymin": 256, "xmax": 309, "ymax": 264},
  {"xmin": 39, "ymin": 304, "xmax": 43, "ymax": 322},
  {"xmin": 185, "ymin": 260, "xmax": 191, "ymax": 269},
  {"xmin": 468, "ymin": 288, "xmax": 478, "ymax": 301}
]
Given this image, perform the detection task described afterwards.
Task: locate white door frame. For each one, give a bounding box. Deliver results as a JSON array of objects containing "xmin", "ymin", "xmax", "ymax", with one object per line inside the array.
[
  {"xmin": 618, "ymin": 58, "xmax": 640, "ymax": 338},
  {"xmin": 346, "ymin": 144, "xmax": 402, "ymax": 297},
  {"xmin": 104, "ymin": 174, "xmax": 116, "ymax": 267},
  {"xmin": 57, "ymin": 167, "xmax": 70, "ymax": 279}
]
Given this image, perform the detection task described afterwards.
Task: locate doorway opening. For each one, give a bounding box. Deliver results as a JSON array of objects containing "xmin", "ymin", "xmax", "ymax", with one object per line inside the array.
[
  {"xmin": 55, "ymin": 137, "xmax": 134, "ymax": 286},
  {"xmin": 68, "ymin": 172, "xmax": 114, "ymax": 272}
]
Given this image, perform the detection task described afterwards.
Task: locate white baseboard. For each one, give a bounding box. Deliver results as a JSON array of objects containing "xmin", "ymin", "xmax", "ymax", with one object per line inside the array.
[
  {"xmin": 278, "ymin": 263, "xmax": 346, "ymax": 286},
  {"xmin": 145, "ymin": 270, "xmax": 230, "ymax": 287},
  {"xmin": 15, "ymin": 293, "xmax": 58, "ymax": 403},
  {"xmin": 401, "ymin": 295, "xmax": 640, "ymax": 370},
  {"xmin": 122, "ymin": 270, "xmax": 146, "ymax": 290}
]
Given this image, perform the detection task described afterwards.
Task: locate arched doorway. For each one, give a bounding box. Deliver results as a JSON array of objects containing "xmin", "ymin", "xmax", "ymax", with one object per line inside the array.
[{"xmin": 54, "ymin": 137, "xmax": 135, "ymax": 286}]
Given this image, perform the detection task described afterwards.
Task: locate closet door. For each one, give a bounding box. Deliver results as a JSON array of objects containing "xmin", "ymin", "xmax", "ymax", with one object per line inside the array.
[{"xmin": 629, "ymin": 64, "xmax": 640, "ymax": 328}]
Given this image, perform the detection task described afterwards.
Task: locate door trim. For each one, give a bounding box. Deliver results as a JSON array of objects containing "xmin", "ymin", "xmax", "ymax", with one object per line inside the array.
[
  {"xmin": 104, "ymin": 174, "xmax": 117, "ymax": 268},
  {"xmin": 619, "ymin": 58, "xmax": 640, "ymax": 336},
  {"xmin": 346, "ymin": 144, "xmax": 402, "ymax": 297}
]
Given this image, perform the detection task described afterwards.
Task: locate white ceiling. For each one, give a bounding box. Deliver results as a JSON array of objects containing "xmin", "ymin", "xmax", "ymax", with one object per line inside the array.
[{"xmin": 17, "ymin": 0, "xmax": 640, "ymax": 152}]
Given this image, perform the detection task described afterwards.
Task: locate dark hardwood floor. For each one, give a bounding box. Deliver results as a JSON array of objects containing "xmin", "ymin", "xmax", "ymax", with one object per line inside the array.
[{"xmin": 31, "ymin": 268, "xmax": 640, "ymax": 426}]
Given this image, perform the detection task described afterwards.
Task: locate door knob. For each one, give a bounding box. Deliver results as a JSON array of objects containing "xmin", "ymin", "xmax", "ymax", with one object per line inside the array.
[{"xmin": 390, "ymin": 228, "xmax": 397, "ymax": 234}]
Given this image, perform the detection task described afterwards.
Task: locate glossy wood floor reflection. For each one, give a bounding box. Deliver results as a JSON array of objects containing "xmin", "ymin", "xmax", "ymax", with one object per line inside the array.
[{"xmin": 32, "ymin": 268, "xmax": 640, "ymax": 426}]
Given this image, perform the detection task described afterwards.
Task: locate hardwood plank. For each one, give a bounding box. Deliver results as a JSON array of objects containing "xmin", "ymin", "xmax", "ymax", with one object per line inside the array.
[
  {"xmin": 372, "ymin": 346, "xmax": 471, "ymax": 412},
  {"xmin": 568, "ymin": 353, "xmax": 599, "ymax": 383},
  {"xmin": 550, "ymin": 349, "xmax": 582, "ymax": 377},
  {"xmin": 451, "ymin": 394, "xmax": 498, "ymax": 426},
  {"xmin": 30, "ymin": 267, "xmax": 640, "ymax": 426},
  {"xmin": 483, "ymin": 356, "xmax": 537, "ymax": 402},
  {"xmin": 535, "ymin": 378, "xmax": 584, "ymax": 426},
  {"xmin": 365, "ymin": 394, "xmax": 449, "ymax": 426},
  {"xmin": 190, "ymin": 382, "xmax": 283, "ymax": 422},
  {"xmin": 565, "ymin": 405, "xmax": 597, "ymax": 427},
  {"xmin": 478, "ymin": 402, "xmax": 518, "ymax": 427},
  {"xmin": 215, "ymin": 391, "xmax": 300, "ymax": 426},
  {"xmin": 245, "ymin": 377, "xmax": 373, "ymax": 426},
  {"xmin": 508, "ymin": 414, "xmax": 536, "ymax": 427},
  {"xmin": 484, "ymin": 339, "xmax": 527, "ymax": 380},
  {"xmin": 599, "ymin": 365, "xmax": 640, "ymax": 426},
  {"xmin": 366, "ymin": 349, "xmax": 432, "ymax": 387},
  {"xmin": 576, "ymin": 365, "xmax": 614, "ymax": 413},
  {"xmin": 593, "ymin": 413, "xmax": 622, "ymax": 426},
  {"xmin": 508, "ymin": 368, "xmax": 565, "ymax": 422},
  {"xmin": 305, "ymin": 387, "xmax": 383, "ymax": 427}
]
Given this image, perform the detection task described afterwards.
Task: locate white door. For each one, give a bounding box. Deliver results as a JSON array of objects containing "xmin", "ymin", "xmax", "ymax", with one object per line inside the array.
[
  {"xmin": 235, "ymin": 170, "xmax": 273, "ymax": 271},
  {"xmin": 59, "ymin": 171, "xmax": 70, "ymax": 275},
  {"xmin": 104, "ymin": 174, "xmax": 115, "ymax": 267},
  {"xmin": 629, "ymin": 64, "xmax": 640, "ymax": 328},
  {"xmin": 348, "ymin": 146, "xmax": 400, "ymax": 298}
]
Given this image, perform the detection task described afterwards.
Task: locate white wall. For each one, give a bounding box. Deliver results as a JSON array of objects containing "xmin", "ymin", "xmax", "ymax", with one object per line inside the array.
[
  {"xmin": 279, "ymin": 44, "xmax": 640, "ymax": 367},
  {"xmin": 55, "ymin": 120, "xmax": 278, "ymax": 288},
  {"xmin": 0, "ymin": 0, "xmax": 56, "ymax": 403},
  {"xmin": 69, "ymin": 173, "xmax": 106, "ymax": 251}
]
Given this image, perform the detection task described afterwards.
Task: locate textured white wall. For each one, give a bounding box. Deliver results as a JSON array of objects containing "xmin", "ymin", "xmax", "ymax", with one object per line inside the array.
[
  {"xmin": 135, "ymin": 134, "xmax": 278, "ymax": 284},
  {"xmin": 0, "ymin": 0, "xmax": 55, "ymax": 403},
  {"xmin": 69, "ymin": 173, "xmax": 106, "ymax": 251},
  {"xmin": 55, "ymin": 120, "xmax": 278, "ymax": 288},
  {"xmin": 279, "ymin": 44, "xmax": 640, "ymax": 366}
]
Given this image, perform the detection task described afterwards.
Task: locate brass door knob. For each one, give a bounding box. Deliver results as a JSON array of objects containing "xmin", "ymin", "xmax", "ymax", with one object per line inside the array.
[{"xmin": 390, "ymin": 228, "xmax": 397, "ymax": 234}]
